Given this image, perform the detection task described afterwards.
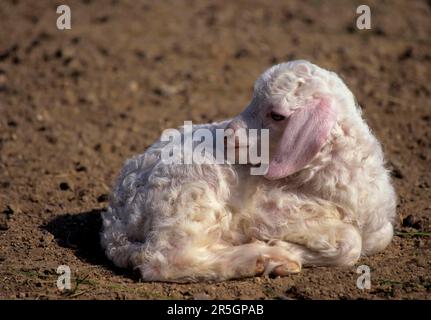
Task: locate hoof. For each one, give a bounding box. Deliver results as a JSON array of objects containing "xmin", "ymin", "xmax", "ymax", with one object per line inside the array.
[
  {"xmin": 255, "ymin": 257, "xmax": 266, "ymax": 275},
  {"xmin": 272, "ymin": 261, "xmax": 301, "ymax": 275},
  {"xmin": 256, "ymin": 255, "xmax": 301, "ymax": 276}
]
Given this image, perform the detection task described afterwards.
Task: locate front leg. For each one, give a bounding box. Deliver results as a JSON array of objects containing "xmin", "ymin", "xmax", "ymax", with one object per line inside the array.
[
  {"xmin": 270, "ymin": 218, "xmax": 362, "ymax": 268},
  {"xmin": 249, "ymin": 194, "xmax": 362, "ymax": 269}
]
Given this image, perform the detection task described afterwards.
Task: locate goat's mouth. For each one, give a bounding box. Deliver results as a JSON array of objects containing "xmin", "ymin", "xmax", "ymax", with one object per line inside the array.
[
  {"xmin": 249, "ymin": 162, "xmax": 262, "ymax": 167},
  {"xmin": 223, "ymin": 136, "xmax": 249, "ymax": 149}
]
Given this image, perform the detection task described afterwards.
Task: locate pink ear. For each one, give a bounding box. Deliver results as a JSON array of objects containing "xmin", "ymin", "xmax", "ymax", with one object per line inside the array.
[{"xmin": 265, "ymin": 97, "xmax": 337, "ymax": 180}]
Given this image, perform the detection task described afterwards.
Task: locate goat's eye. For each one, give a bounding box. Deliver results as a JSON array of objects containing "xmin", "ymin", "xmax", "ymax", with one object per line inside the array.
[{"xmin": 270, "ymin": 111, "xmax": 285, "ymax": 121}]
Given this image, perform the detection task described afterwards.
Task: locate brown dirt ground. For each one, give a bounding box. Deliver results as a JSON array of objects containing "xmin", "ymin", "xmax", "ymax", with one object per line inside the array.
[{"xmin": 0, "ymin": 0, "xmax": 430, "ymax": 300}]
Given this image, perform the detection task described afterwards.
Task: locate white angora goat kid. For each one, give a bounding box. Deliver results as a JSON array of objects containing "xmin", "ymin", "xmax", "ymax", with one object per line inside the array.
[{"xmin": 101, "ymin": 60, "xmax": 396, "ymax": 282}]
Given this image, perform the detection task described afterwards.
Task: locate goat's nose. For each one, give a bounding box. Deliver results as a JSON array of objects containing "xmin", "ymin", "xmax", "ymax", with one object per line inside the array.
[
  {"xmin": 226, "ymin": 118, "xmax": 245, "ymax": 133},
  {"xmin": 225, "ymin": 121, "xmax": 248, "ymax": 148},
  {"xmin": 225, "ymin": 121, "xmax": 235, "ymax": 131}
]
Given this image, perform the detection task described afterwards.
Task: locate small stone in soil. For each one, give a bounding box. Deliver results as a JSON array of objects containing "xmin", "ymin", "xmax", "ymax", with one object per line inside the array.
[
  {"xmin": 0, "ymin": 181, "xmax": 10, "ymax": 188},
  {"xmin": 94, "ymin": 143, "xmax": 102, "ymax": 151},
  {"xmin": 402, "ymin": 214, "xmax": 421, "ymax": 229},
  {"xmin": 59, "ymin": 182, "xmax": 70, "ymax": 191},
  {"xmin": 402, "ymin": 214, "xmax": 415, "ymax": 227},
  {"xmin": 391, "ymin": 167, "xmax": 404, "ymax": 179},
  {"xmin": 75, "ymin": 163, "xmax": 87, "ymax": 172},
  {"xmin": 193, "ymin": 293, "xmax": 211, "ymax": 300},
  {"xmin": 414, "ymin": 257, "xmax": 427, "ymax": 268},
  {"xmin": 4, "ymin": 204, "xmax": 20, "ymax": 215},
  {"xmin": 0, "ymin": 216, "xmax": 9, "ymax": 230},
  {"xmin": 97, "ymin": 194, "xmax": 109, "ymax": 203}
]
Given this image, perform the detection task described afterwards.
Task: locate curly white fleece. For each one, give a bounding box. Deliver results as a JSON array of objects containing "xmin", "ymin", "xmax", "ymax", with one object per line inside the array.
[{"xmin": 101, "ymin": 60, "xmax": 396, "ymax": 282}]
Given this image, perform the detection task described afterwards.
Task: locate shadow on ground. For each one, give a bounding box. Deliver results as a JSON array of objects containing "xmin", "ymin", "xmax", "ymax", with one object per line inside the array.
[
  {"xmin": 42, "ymin": 208, "xmax": 140, "ymax": 280},
  {"xmin": 43, "ymin": 209, "xmax": 107, "ymax": 265}
]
